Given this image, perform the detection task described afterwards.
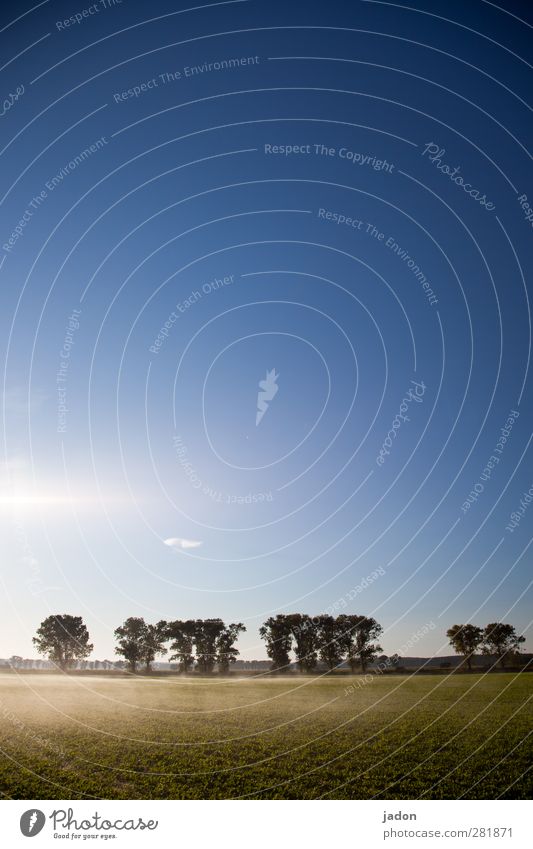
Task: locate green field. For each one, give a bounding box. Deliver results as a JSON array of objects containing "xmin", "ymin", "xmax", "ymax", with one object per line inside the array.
[{"xmin": 0, "ymin": 673, "xmax": 531, "ymax": 799}]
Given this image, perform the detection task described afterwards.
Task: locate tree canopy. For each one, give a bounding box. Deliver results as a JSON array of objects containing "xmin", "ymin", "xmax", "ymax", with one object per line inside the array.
[
  {"xmin": 447, "ymin": 624, "xmax": 484, "ymax": 670},
  {"xmin": 33, "ymin": 615, "xmax": 93, "ymax": 670},
  {"xmin": 483, "ymin": 623, "xmax": 525, "ymax": 668}
]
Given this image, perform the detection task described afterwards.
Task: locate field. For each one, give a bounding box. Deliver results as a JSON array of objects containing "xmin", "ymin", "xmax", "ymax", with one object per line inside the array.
[{"xmin": 0, "ymin": 672, "xmax": 531, "ymax": 800}]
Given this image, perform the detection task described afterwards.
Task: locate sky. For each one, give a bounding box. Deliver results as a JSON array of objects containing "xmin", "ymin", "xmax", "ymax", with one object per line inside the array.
[{"xmin": 1, "ymin": 0, "xmax": 532, "ymax": 661}]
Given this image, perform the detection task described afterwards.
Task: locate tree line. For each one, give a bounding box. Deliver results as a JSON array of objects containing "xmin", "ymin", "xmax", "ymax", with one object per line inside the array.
[
  {"xmin": 32, "ymin": 615, "xmax": 245, "ymax": 673},
  {"xmin": 29, "ymin": 613, "xmax": 526, "ymax": 673},
  {"xmin": 115, "ymin": 617, "xmax": 246, "ymax": 673},
  {"xmin": 446, "ymin": 623, "xmax": 525, "ymax": 670},
  {"xmin": 259, "ymin": 614, "xmax": 383, "ymax": 672}
]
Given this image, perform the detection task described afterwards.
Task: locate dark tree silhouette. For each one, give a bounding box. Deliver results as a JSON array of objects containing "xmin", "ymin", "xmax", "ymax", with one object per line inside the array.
[
  {"xmin": 33, "ymin": 615, "xmax": 93, "ymax": 670},
  {"xmin": 338, "ymin": 614, "xmax": 382, "ymax": 673},
  {"xmin": 316, "ymin": 614, "xmax": 345, "ymax": 670},
  {"xmin": 167, "ymin": 619, "xmax": 197, "ymax": 673},
  {"xmin": 216, "ymin": 622, "xmax": 246, "ymax": 673},
  {"xmin": 483, "ymin": 623, "xmax": 525, "ymax": 668},
  {"xmin": 286, "ymin": 613, "xmax": 319, "ymax": 672},
  {"xmin": 140, "ymin": 621, "xmax": 168, "ymax": 672},
  {"xmin": 447, "ymin": 624, "xmax": 484, "ymax": 671},
  {"xmin": 114, "ymin": 617, "xmax": 148, "ymax": 673},
  {"xmin": 259, "ymin": 615, "xmax": 293, "ymax": 672},
  {"xmin": 194, "ymin": 619, "xmax": 224, "ymax": 674}
]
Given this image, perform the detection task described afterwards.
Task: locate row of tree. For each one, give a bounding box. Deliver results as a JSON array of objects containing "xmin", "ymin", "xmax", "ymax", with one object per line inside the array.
[
  {"xmin": 32, "ymin": 615, "xmax": 246, "ymax": 673},
  {"xmin": 259, "ymin": 614, "xmax": 383, "ymax": 672},
  {"xmin": 114, "ymin": 617, "xmax": 246, "ymax": 673},
  {"xmin": 446, "ymin": 623, "xmax": 525, "ymax": 670},
  {"xmin": 31, "ymin": 613, "xmax": 383, "ymax": 672},
  {"xmin": 31, "ymin": 614, "xmax": 526, "ymax": 673}
]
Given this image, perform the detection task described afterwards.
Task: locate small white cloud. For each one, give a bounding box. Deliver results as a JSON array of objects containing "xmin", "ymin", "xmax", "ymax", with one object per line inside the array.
[{"xmin": 164, "ymin": 537, "xmax": 203, "ymax": 550}]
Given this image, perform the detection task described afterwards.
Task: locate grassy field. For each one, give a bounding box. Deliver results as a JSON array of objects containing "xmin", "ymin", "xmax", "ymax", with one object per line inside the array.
[{"xmin": 0, "ymin": 672, "xmax": 531, "ymax": 799}]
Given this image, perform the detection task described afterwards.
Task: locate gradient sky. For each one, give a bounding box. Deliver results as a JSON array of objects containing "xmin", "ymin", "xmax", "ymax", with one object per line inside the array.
[{"xmin": 1, "ymin": 0, "xmax": 532, "ymax": 661}]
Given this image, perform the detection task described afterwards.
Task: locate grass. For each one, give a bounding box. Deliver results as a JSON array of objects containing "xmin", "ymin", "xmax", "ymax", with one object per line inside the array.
[{"xmin": 0, "ymin": 672, "xmax": 531, "ymax": 799}]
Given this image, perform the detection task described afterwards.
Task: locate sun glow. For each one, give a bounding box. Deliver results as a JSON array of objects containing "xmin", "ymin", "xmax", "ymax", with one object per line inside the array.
[
  {"xmin": 0, "ymin": 493, "xmax": 78, "ymax": 507},
  {"xmin": 0, "ymin": 458, "xmax": 130, "ymax": 512},
  {"xmin": 0, "ymin": 481, "xmax": 122, "ymax": 511}
]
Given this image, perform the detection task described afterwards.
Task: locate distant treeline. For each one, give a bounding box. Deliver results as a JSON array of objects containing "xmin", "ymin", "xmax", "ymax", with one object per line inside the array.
[{"xmin": 28, "ymin": 614, "xmax": 527, "ymax": 674}]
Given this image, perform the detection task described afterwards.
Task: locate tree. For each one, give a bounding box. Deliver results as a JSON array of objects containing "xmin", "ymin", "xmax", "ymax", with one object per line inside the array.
[
  {"xmin": 33, "ymin": 615, "xmax": 93, "ymax": 670},
  {"xmin": 483, "ymin": 623, "xmax": 525, "ymax": 668},
  {"xmin": 446, "ymin": 624, "xmax": 484, "ymax": 671},
  {"xmin": 315, "ymin": 615, "xmax": 344, "ymax": 670},
  {"xmin": 259, "ymin": 615, "xmax": 293, "ymax": 672},
  {"xmin": 114, "ymin": 617, "xmax": 148, "ymax": 673},
  {"xmin": 140, "ymin": 621, "xmax": 168, "ymax": 672},
  {"xmin": 286, "ymin": 614, "xmax": 319, "ymax": 672},
  {"xmin": 216, "ymin": 622, "xmax": 246, "ymax": 673},
  {"xmin": 167, "ymin": 619, "xmax": 197, "ymax": 673},
  {"xmin": 338, "ymin": 615, "xmax": 382, "ymax": 673},
  {"xmin": 194, "ymin": 619, "xmax": 225, "ymax": 674},
  {"xmin": 337, "ymin": 614, "xmax": 362, "ymax": 672}
]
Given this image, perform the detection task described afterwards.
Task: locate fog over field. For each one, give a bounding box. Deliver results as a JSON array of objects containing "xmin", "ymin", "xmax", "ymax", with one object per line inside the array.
[{"xmin": 0, "ymin": 673, "xmax": 531, "ymax": 799}]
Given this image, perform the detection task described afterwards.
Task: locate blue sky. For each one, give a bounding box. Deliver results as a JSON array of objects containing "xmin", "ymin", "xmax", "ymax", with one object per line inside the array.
[{"xmin": 1, "ymin": 0, "xmax": 532, "ymax": 660}]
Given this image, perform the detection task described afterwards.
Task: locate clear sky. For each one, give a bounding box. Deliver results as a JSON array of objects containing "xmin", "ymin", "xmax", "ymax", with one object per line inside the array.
[{"xmin": 1, "ymin": 0, "xmax": 532, "ymax": 661}]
